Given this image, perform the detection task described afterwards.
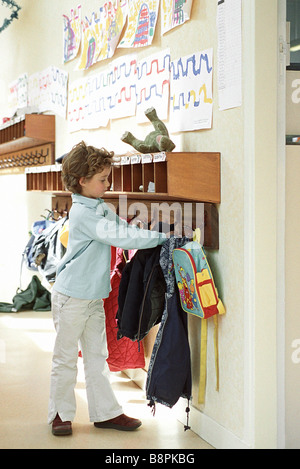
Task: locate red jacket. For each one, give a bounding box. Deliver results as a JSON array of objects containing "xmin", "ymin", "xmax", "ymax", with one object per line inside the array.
[{"xmin": 104, "ymin": 247, "xmax": 145, "ymax": 372}]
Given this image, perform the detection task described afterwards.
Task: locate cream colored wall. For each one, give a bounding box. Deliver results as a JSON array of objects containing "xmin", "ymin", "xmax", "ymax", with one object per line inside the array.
[{"xmin": 0, "ymin": 0, "xmax": 246, "ymax": 443}]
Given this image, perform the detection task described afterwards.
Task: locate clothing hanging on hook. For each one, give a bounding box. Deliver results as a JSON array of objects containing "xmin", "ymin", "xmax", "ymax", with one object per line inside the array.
[{"xmin": 146, "ymin": 236, "xmax": 192, "ymax": 429}]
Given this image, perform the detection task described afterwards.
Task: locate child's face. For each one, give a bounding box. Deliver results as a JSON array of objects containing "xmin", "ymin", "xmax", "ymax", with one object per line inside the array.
[{"xmin": 79, "ymin": 167, "xmax": 111, "ymax": 199}]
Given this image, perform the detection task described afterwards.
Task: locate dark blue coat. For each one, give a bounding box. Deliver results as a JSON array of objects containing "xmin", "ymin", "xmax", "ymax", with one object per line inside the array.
[{"xmin": 146, "ymin": 237, "xmax": 192, "ymax": 427}]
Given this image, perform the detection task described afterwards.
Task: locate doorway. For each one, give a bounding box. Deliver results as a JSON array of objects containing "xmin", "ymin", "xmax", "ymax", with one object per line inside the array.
[
  {"xmin": 278, "ymin": 0, "xmax": 300, "ymax": 450},
  {"xmin": 285, "ymin": 0, "xmax": 300, "ymax": 448}
]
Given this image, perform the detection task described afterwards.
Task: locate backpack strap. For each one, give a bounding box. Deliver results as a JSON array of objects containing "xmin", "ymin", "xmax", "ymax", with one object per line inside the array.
[
  {"xmin": 18, "ymin": 252, "xmax": 25, "ymax": 293},
  {"xmin": 193, "ymin": 227, "xmax": 201, "ymax": 244},
  {"xmin": 198, "ymin": 318, "xmax": 208, "ymax": 404},
  {"xmin": 198, "ymin": 315, "xmax": 220, "ymax": 404},
  {"xmin": 213, "ymin": 315, "xmax": 219, "ymax": 392},
  {"xmin": 192, "ymin": 229, "xmax": 221, "ymax": 403}
]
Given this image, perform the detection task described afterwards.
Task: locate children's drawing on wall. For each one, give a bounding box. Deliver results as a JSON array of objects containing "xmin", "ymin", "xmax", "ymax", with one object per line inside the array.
[
  {"xmin": 84, "ymin": 72, "xmax": 110, "ymax": 129},
  {"xmin": 48, "ymin": 67, "xmax": 69, "ymax": 118},
  {"xmin": 8, "ymin": 73, "xmax": 28, "ymax": 116},
  {"xmin": 77, "ymin": 12, "xmax": 102, "ymax": 70},
  {"xmin": 28, "ymin": 72, "xmax": 40, "ymax": 112},
  {"xmin": 68, "ymin": 72, "xmax": 111, "ymax": 132},
  {"xmin": 118, "ymin": 0, "xmax": 159, "ymax": 48},
  {"xmin": 8, "ymin": 78, "xmax": 19, "ymax": 117},
  {"xmin": 161, "ymin": 0, "xmax": 193, "ymax": 35},
  {"xmin": 16, "ymin": 73, "xmax": 28, "ymax": 110},
  {"xmin": 8, "ymin": 80, "xmax": 18, "ymax": 117},
  {"xmin": 9, "ymin": 67, "xmax": 69, "ymax": 120},
  {"xmin": 97, "ymin": 0, "xmax": 127, "ymax": 62},
  {"xmin": 170, "ymin": 49, "xmax": 213, "ymax": 132},
  {"xmin": 108, "ymin": 54, "xmax": 137, "ymax": 119},
  {"xmin": 136, "ymin": 49, "xmax": 170, "ymax": 123},
  {"xmin": 37, "ymin": 66, "xmax": 69, "ymax": 119},
  {"xmin": 68, "ymin": 54, "xmax": 138, "ymax": 131},
  {"xmin": 66, "ymin": 47, "xmax": 213, "ymax": 134},
  {"xmin": 63, "ymin": 6, "xmax": 81, "ymax": 63},
  {"xmin": 68, "ymin": 77, "xmax": 87, "ymax": 132}
]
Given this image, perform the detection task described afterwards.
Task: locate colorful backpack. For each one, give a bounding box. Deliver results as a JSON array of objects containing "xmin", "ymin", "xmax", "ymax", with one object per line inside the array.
[
  {"xmin": 173, "ymin": 240, "xmax": 225, "ymax": 319},
  {"xmin": 173, "ymin": 232, "xmax": 225, "ymax": 404}
]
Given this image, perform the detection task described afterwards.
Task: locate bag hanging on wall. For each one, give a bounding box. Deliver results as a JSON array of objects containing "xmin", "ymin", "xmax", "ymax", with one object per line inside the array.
[
  {"xmin": 22, "ymin": 218, "xmax": 55, "ymax": 272},
  {"xmin": 30, "ymin": 216, "xmax": 67, "ymax": 283},
  {"xmin": 20, "ymin": 214, "xmax": 66, "ymax": 290},
  {"xmin": 172, "ymin": 229, "xmax": 226, "ymax": 404}
]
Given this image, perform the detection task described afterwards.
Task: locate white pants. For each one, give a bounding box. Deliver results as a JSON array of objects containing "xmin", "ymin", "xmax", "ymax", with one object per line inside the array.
[{"xmin": 48, "ymin": 290, "xmax": 123, "ymax": 424}]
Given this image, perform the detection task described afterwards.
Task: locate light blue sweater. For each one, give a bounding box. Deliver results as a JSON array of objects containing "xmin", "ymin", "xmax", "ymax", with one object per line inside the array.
[{"xmin": 53, "ymin": 193, "xmax": 167, "ymax": 299}]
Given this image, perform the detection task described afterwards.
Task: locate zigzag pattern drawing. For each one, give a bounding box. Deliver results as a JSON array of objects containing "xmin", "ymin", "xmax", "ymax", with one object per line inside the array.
[
  {"xmin": 137, "ymin": 56, "xmax": 171, "ymax": 79},
  {"xmin": 170, "ymin": 53, "xmax": 213, "ymax": 80},
  {"xmin": 170, "ymin": 49, "xmax": 213, "ymax": 131},
  {"xmin": 67, "ymin": 48, "xmax": 213, "ymax": 133},
  {"xmin": 171, "ymin": 85, "xmax": 213, "ymax": 111},
  {"xmin": 137, "ymin": 80, "xmax": 170, "ymax": 105}
]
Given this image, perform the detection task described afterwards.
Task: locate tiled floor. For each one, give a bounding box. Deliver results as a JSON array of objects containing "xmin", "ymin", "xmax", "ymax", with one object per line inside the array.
[{"xmin": 0, "ymin": 311, "xmax": 213, "ymax": 450}]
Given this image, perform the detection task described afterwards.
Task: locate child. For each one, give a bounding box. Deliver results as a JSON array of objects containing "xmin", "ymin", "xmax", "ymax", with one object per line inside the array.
[{"xmin": 48, "ymin": 141, "xmax": 167, "ymax": 436}]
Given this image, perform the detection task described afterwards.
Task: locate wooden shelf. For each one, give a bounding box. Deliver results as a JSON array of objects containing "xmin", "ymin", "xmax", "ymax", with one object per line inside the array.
[
  {"xmin": 26, "ymin": 164, "xmax": 63, "ymax": 191},
  {"xmin": 103, "ymin": 196, "xmax": 219, "ymax": 249},
  {"xmin": 107, "ymin": 152, "xmax": 220, "ymax": 203},
  {"xmin": 167, "ymin": 152, "xmax": 220, "ymax": 203},
  {"xmin": 0, "ymin": 114, "xmax": 55, "ymax": 156},
  {"xmin": 26, "ymin": 152, "xmax": 221, "ymax": 249},
  {"xmin": 25, "ymin": 152, "xmax": 220, "ymax": 202}
]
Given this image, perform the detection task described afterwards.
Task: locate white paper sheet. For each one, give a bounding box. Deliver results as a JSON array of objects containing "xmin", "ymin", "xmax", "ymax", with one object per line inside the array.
[
  {"xmin": 27, "ymin": 67, "xmax": 68, "ymax": 118},
  {"xmin": 170, "ymin": 49, "xmax": 213, "ymax": 132},
  {"xmin": 108, "ymin": 54, "xmax": 137, "ymax": 119},
  {"xmin": 63, "ymin": 6, "xmax": 81, "ymax": 63},
  {"xmin": 84, "ymin": 72, "xmax": 111, "ymax": 129},
  {"xmin": 76, "ymin": 12, "xmax": 103, "ymax": 70},
  {"xmin": 67, "ymin": 73, "xmax": 110, "ymax": 132},
  {"xmin": 161, "ymin": 0, "xmax": 193, "ymax": 35},
  {"xmin": 8, "ymin": 74, "xmax": 28, "ymax": 117},
  {"xmin": 217, "ymin": 0, "xmax": 242, "ymax": 110},
  {"xmin": 118, "ymin": 0, "xmax": 159, "ymax": 48},
  {"xmin": 68, "ymin": 54, "xmax": 137, "ymax": 131},
  {"xmin": 136, "ymin": 49, "xmax": 170, "ymax": 123},
  {"xmin": 97, "ymin": 0, "xmax": 127, "ymax": 62}
]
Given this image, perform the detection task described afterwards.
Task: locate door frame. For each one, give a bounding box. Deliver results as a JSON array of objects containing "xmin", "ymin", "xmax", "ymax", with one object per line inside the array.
[
  {"xmin": 243, "ymin": 0, "xmax": 286, "ymax": 449},
  {"xmin": 276, "ymin": 0, "xmax": 287, "ymax": 450}
]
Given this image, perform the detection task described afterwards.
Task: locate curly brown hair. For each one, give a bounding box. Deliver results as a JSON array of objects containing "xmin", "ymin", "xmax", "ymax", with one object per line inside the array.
[{"xmin": 62, "ymin": 141, "xmax": 114, "ymax": 194}]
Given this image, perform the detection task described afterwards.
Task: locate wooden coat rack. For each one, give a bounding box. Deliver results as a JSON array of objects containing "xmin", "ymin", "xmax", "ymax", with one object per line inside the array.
[{"xmin": 0, "ymin": 114, "xmax": 55, "ymax": 174}]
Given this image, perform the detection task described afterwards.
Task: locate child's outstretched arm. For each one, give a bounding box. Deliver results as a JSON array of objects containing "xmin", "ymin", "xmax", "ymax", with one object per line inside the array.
[{"xmin": 78, "ymin": 201, "xmax": 167, "ymax": 250}]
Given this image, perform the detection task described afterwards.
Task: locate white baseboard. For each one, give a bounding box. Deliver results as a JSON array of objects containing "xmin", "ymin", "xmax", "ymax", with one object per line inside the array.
[
  {"xmin": 123, "ymin": 369, "xmax": 251, "ymax": 449},
  {"xmin": 174, "ymin": 399, "xmax": 251, "ymax": 450}
]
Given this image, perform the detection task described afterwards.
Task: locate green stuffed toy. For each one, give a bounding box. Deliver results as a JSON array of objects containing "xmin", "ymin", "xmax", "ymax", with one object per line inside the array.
[{"xmin": 121, "ymin": 107, "xmax": 176, "ymax": 154}]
